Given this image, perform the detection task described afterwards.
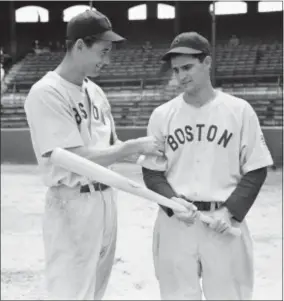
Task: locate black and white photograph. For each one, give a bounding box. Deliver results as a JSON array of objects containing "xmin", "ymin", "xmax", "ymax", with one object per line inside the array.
[{"xmin": 1, "ymin": 0, "xmax": 283, "ymax": 300}]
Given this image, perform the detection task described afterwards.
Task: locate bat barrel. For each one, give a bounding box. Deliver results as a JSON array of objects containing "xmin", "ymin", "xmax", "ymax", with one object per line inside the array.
[
  {"xmin": 50, "ymin": 147, "xmax": 186, "ymax": 212},
  {"xmin": 51, "ymin": 147, "xmax": 241, "ymax": 237}
]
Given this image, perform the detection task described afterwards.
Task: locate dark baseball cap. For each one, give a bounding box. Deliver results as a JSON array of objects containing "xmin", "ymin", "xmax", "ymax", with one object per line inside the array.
[
  {"xmin": 161, "ymin": 32, "xmax": 211, "ymax": 61},
  {"xmin": 66, "ymin": 10, "xmax": 125, "ymax": 42}
]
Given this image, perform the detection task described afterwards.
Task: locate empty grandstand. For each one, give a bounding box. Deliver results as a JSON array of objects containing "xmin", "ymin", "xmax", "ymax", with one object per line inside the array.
[{"xmin": 0, "ymin": 1, "xmax": 283, "ymax": 165}]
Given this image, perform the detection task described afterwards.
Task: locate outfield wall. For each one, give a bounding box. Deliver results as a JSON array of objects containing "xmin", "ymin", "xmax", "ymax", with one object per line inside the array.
[{"xmin": 1, "ymin": 127, "xmax": 283, "ymax": 167}]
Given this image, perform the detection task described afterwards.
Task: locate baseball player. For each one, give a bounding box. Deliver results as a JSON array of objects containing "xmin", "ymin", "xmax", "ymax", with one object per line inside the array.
[
  {"xmin": 24, "ymin": 10, "xmax": 165, "ymax": 300},
  {"xmin": 140, "ymin": 32, "xmax": 273, "ymax": 300}
]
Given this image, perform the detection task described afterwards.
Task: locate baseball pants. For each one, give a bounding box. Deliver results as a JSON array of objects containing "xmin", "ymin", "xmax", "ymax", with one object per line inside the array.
[
  {"xmin": 43, "ymin": 184, "xmax": 117, "ymax": 300},
  {"xmin": 153, "ymin": 208, "xmax": 254, "ymax": 300}
]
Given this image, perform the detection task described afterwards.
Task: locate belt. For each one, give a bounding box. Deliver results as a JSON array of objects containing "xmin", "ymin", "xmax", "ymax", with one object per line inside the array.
[
  {"xmin": 186, "ymin": 200, "xmax": 223, "ymax": 211},
  {"xmin": 80, "ymin": 183, "xmax": 109, "ymax": 193}
]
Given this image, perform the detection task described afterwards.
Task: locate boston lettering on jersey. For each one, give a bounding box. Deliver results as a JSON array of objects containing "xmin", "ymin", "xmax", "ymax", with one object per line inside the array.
[
  {"xmin": 72, "ymin": 102, "xmax": 101, "ymax": 125},
  {"xmin": 167, "ymin": 124, "xmax": 233, "ymax": 151}
]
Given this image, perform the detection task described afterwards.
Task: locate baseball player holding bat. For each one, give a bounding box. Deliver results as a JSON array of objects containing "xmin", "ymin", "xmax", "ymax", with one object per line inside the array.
[
  {"xmin": 24, "ymin": 10, "xmax": 172, "ymax": 300},
  {"xmin": 140, "ymin": 32, "xmax": 273, "ymax": 300}
]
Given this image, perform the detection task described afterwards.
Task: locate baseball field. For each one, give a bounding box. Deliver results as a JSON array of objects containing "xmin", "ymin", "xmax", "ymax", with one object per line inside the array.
[{"xmin": 1, "ymin": 163, "xmax": 283, "ymax": 300}]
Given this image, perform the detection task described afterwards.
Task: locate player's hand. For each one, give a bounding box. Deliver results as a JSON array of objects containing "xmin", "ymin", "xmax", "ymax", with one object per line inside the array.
[
  {"xmin": 133, "ymin": 136, "xmax": 165, "ymax": 156},
  {"xmin": 172, "ymin": 197, "xmax": 198, "ymax": 226},
  {"xmin": 207, "ymin": 207, "xmax": 233, "ymax": 234}
]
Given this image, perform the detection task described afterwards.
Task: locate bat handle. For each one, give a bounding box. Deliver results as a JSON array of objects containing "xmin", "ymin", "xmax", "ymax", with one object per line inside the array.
[
  {"xmin": 198, "ymin": 213, "xmax": 241, "ymax": 237},
  {"xmin": 168, "ymin": 203, "xmax": 241, "ymax": 237}
]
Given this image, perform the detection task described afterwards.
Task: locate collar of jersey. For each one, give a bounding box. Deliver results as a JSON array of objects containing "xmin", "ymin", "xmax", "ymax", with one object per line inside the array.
[
  {"xmin": 49, "ymin": 71, "xmax": 83, "ymax": 92},
  {"xmin": 181, "ymin": 90, "xmax": 221, "ymax": 110}
]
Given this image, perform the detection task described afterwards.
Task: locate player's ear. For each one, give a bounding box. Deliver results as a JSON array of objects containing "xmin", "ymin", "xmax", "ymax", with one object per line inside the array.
[
  {"xmin": 203, "ymin": 56, "xmax": 212, "ymax": 70},
  {"xmin": 74, "ymin": 39, "xmax": 85, "ymax": 52}
]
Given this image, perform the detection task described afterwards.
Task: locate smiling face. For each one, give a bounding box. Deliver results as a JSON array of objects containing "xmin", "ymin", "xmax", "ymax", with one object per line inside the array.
[
  {"xmin": 71, "ymin": 38, "xmax": 113, "ymax": 77},
  {"xmin": 171, "ymin": 53, "xmax": 212, "ymax": 95}
]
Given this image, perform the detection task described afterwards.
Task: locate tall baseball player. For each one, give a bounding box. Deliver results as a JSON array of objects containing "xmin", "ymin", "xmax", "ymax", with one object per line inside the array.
[
  {"xmin": 140, "ymin": 32, "xmax": 273, "ymax": 300},
  {"xmin": 24, "ymin": 10, "xmax": 165, "ymax": 300}
]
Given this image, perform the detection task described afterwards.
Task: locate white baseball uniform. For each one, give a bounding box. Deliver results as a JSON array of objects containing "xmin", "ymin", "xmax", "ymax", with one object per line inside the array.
[
  {"xmin": 140, "ymin": 90, "xmax": 273, "ymax": 300},
  {"xmin": 24, "ymin": 71, "xmax": 118, "ymax": 300}
]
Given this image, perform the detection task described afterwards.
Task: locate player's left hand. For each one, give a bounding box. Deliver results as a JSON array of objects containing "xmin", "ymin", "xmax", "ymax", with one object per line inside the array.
[{"xmin": 207, "ymin": 206, "xmax": 233, "ymax": 234}]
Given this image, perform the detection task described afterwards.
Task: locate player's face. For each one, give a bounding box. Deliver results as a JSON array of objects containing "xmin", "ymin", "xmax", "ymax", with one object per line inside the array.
[
  {"xmin": 171, "ymin": 54, "xmax": 211, "ymax": 95},
  {"xmin": 75, "ymin": 39, "xmax": 113, "ymax": 77}
]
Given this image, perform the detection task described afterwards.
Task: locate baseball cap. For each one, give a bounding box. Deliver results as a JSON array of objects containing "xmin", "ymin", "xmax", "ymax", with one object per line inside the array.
[
  {"xmin": 161, "ymin": 32, "xmax": 211, "ymax": 61},
  {"xmin": 66, "ymin": 10, "xmax": 125, "ymax": 42}
]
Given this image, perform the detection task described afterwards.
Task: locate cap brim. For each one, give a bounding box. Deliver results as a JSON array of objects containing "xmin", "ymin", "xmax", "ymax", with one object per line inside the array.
[
  {"xmin": 97, "ymin": 30, "xmax": 126, "ymax": 42},
  {"xmin": 161, "ymin": 47, "xmax": 203, "ymax": 61}
]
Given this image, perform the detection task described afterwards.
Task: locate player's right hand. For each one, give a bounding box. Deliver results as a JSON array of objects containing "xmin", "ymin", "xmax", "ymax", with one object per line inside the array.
[
  {"xmin": 172, "ymin": 197, "xmax": 198, "ymax": 226},
  {"xmin": 133, "ymin": 136, "xmax": 165, "ymax": 156}
]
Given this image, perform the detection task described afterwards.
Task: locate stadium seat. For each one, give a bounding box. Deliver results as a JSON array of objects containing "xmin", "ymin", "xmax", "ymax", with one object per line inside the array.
[{"xmin": 1, "ymin": 36, "xmax": 282, "ymax": 129}]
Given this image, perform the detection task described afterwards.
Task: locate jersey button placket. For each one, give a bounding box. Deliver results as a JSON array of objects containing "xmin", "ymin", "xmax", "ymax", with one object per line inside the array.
[
  {"xmin": 193, "ymin": 144, "xmax": 204, "ymax": 198},
  {"xmin": 192, "ymin": 157, "xmax": 199, "ymax": 198}
]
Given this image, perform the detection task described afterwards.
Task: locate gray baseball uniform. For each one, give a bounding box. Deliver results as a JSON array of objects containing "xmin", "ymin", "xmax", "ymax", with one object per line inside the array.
[
  {"xmin": 140, "ymin": 89, "xmax": 273, "ymax": 300},
  {"xmin": 25, "ymin": 71, "xmax": 118, "ymax": 300}
]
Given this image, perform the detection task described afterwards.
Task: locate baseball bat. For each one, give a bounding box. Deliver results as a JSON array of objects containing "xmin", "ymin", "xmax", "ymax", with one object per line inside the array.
[{"xmin": 50, "ymin": 147, "xmax": 241, "ymax": 237}]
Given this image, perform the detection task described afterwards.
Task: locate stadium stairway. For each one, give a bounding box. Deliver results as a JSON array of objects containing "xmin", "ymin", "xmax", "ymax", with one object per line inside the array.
[{"xmin": 3, "ymin": 58, "xmax": 26, "ymax": 88}]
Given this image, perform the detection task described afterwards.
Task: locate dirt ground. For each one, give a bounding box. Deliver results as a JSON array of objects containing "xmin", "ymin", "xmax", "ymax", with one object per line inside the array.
[{"xmin": 1, "ymin": 164, "xmax": 283, "ymax": 300}]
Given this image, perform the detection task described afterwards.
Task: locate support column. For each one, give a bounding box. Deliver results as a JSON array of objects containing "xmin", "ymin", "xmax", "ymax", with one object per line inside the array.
[
  {"xmin": 174, "ymin": 1, "xmax": 181, "ymax": 35},
  {"xmin": 247, "ymin": 1, "xmax": 258, "ymax": 15},
  {"xmin": 9, "ymin": 0, "xmax": 17, "ymax": 60},
  {"xmin": 211, "ymin": 1, "xmax": 216, "ymax": 87},
  {"xmin": 147, "ymin": 1, "xmax": 156, "ymax": 19}
]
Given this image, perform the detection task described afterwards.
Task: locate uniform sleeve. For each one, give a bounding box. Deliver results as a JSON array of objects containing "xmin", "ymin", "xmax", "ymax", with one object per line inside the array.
[
  {"xmin": 140, "ymin": 109, "xmax": 175, "ymax": 217},
  {"xmin": 108, "ymin": 111, "xmax": 119, "ymax": 145},
  {"xmin": 138, "ymin": 109, "xmax": 168, "ymax": 171},
  {"xmin": 104, "ymin": 97, "xmax": 119, "ymax": 146},
  {"xmin": 240, "ymin": 103, "xmax": 273, "ymax": 174},
  {"xmin": 24, "ymin": 86, "xmax": 84, "ymax": 157},
  {"xmin": 224, "ymin": 167, "xmax": 267, "ymax": 222},
  {"xmin": 94, "ymin": 82, "xmax": 119, "ymax": 145}
]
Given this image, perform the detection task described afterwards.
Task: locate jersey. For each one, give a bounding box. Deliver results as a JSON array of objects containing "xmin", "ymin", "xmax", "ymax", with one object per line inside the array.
[
  {"xmin": 24, "ymin": 71, "xmax": 118, "ymax": 188},
  {"xmin": 140, "ymin": 90, "xmax": 273, "ymax": 202}
]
